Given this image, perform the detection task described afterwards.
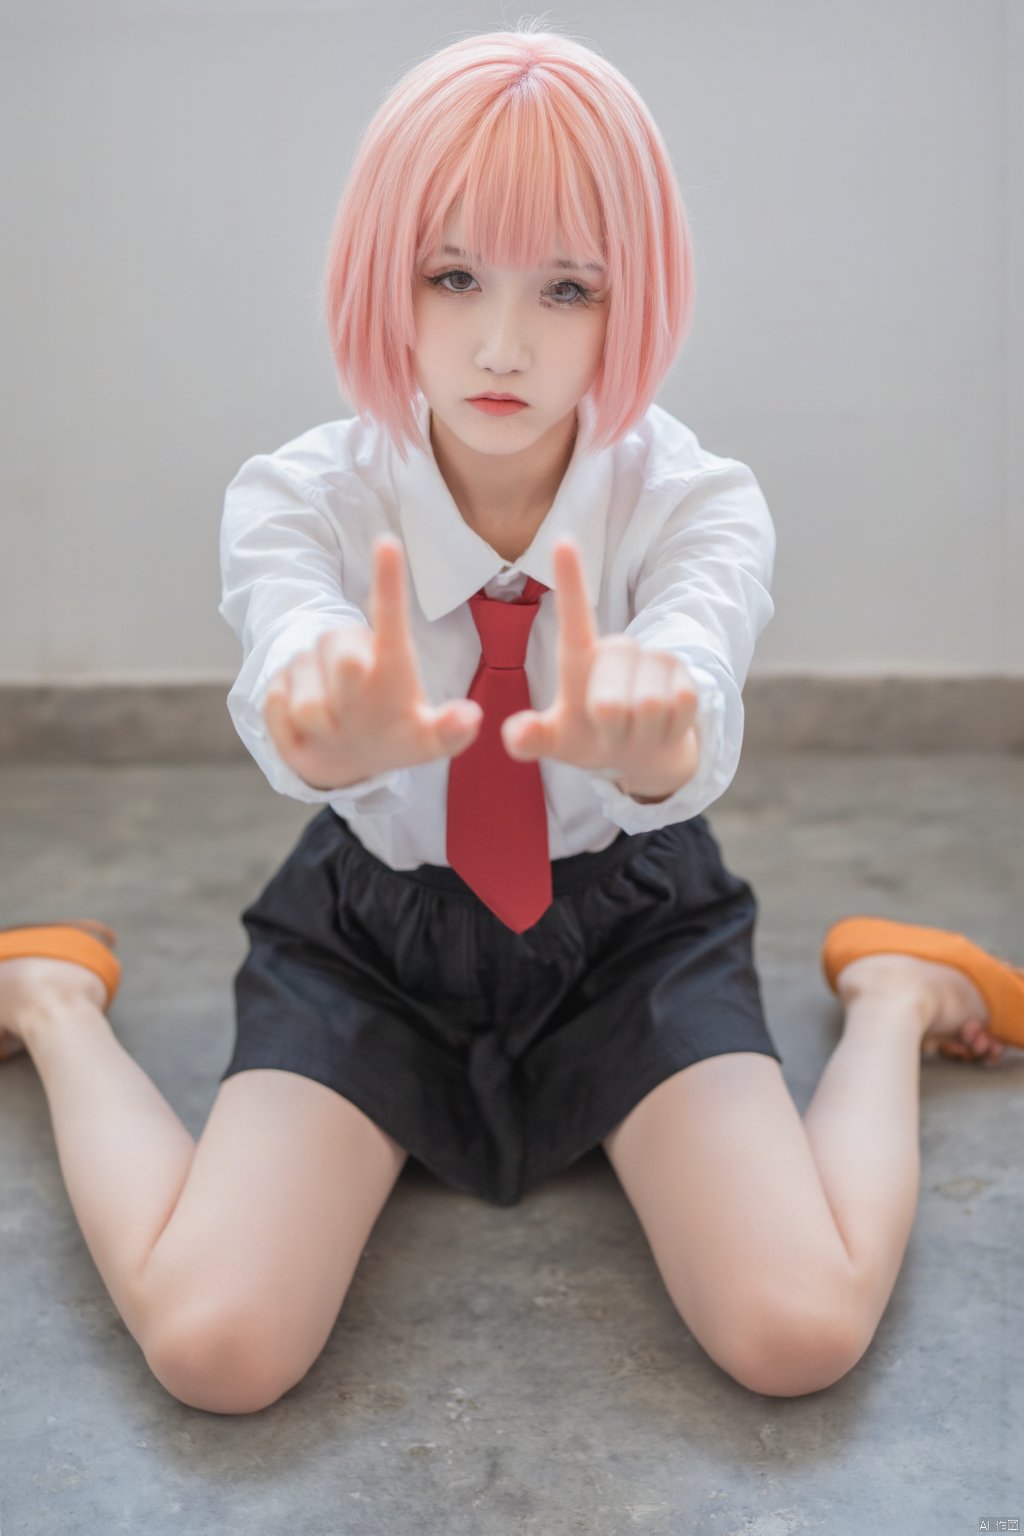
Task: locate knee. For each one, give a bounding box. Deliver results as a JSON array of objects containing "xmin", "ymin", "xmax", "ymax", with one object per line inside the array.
[
  {"xmin": 711, "ymin": 1289, "xmax": 869, "ymax": 1399},
  {"xmin": 143, "ymin": 1301, "xmax": 308, "ymax": 1415}
]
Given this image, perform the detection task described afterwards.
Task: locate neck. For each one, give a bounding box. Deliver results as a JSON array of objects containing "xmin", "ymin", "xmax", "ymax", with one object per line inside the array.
[{"xmin": 428, "ymin": 408, "xmax": 578, "ymax": 557}]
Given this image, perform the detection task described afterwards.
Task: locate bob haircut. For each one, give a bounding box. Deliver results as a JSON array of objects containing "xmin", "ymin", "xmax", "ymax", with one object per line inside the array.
[{"xmin": 322, "ymin": 20, "xmax": 696, "ymax": 464}]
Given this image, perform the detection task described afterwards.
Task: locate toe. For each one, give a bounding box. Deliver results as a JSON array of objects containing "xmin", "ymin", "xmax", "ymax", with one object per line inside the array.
[
  {"xmin": 936, "ymin": 1019, "xmax": 985, "ymax": 1059},
  {"xmin": 943, "ymin": 1020, "xmax": 1006, "ymax": 1065}
]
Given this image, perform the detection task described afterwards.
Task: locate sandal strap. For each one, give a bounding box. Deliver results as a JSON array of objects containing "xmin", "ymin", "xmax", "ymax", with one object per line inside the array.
[
  {"xmin": 822, "ymin": 916, "xmax": 1024, "ymax": 1049},
  {"xmin": 0, "ymin": 924, "xmax": 122, "ymax": 1008}
]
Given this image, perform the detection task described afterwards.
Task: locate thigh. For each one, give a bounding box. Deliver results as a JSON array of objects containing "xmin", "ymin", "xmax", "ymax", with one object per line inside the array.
[
  {"xmin": 143, "ymin": 1069, "xmax": 407, "ymax": 1372},
  {"xmin": 602, "ymin": 1053, "xmax": 853, "ymax": 1365}
]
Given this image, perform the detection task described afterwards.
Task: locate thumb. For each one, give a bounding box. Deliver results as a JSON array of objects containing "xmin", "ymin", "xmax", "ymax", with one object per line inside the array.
[
  {"xmin": 502, "ymin": 710, "xmax": 548, "ymax": 760},
  {"xmin": 433, "ymin": 700, "xmax": 483, "ymax": 754}
]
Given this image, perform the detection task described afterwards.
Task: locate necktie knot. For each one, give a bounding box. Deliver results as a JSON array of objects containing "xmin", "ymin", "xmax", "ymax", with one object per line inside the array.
[{"xmin": 466, "ymin": 577, "xmax": 548, "ymax": 669}]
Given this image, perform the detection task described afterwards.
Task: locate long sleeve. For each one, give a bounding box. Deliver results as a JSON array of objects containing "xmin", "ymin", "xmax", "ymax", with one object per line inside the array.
[
  {"xmin": 218, "ymin": 454, "xmax": 414, "ymax": 815},
  {"xmin": 587, "ymin": 458, "xmax": 775, "ymax": 832}
]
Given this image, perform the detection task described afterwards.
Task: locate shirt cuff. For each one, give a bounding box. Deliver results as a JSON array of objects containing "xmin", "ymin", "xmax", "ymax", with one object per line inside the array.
[{"xmin": 585, "ymin": 663, "xmax": 728, "ymax": 833}]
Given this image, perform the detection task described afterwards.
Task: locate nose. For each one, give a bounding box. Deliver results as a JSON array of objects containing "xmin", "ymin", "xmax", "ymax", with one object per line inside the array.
[{"xmin": 473, "ymin": 298, "xmax": 533, "ymax": 372}]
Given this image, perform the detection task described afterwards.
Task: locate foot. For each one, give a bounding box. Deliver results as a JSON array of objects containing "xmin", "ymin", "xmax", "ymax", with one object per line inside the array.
[
  {"xmin": 0, "ymin": 955, "xmax": 110, "ymax": 1058},
  {"xmin": 834, "ymin": 953, "xmax": 1006, "ymax": 1065}
]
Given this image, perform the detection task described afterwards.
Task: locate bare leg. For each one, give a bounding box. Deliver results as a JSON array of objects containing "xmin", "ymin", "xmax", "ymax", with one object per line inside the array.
[
  {"xmin": 5, "ymin": 963, "xmax": 195, "ymax": 1343},
  {"xmin": 3, "ymin": 958, "xmax": 408, "ymax": 1412},
  {"xmin": 801, "ymin": 953, "xmax": 998, "ymax": 1330},
  {"xmin": 602, "ymin": 953, "xmax": 1001, "ymax": 1396}
]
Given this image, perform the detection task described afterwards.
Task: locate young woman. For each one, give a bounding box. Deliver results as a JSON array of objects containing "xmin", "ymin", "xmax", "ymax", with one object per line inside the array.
[{"xmin": 2, "ymin": 23, "xmax": 1020, "ymax": 1416}]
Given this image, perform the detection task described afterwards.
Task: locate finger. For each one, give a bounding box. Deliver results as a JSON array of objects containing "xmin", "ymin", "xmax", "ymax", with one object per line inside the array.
[
  {"xmin": 586, "ymin": 640, "xmax": 637, "ymax": 752},
  {"xmin": 369, "ymin": 536, "xmax": 417, "ymax": 674},
  {"xmin": 426, "ymin": 699, "xmax": 484, "ymax": 756},
  {"xmin": 552, "ymin": 537, "xmax": 599, "ymax": 659},
  {"xmin": 286, "ymin": 649, "xmax": 338, "ymax": 737},
  {"xmin": 502, "ymin": 708, "xmax": 550, "ymax": 760},
  {"xmin": 263, "ymin": 673, "xmax": 304, "ymax": 757},
  {"xmin": 629, "ymin": 651, "xmax": 682, "ymax": 751},
  {"xmin": 664, "ymin": 667, "xmax": 699, "ymax": 742},
  {"xmin": 317, "ymin": 625, "xmax": 375, "ymax": 718}
]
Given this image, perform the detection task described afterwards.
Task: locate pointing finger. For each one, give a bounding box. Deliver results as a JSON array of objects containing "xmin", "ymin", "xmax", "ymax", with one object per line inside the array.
[
  {"xmin": 369, "ymin": 536, "xmax": 416, "ymax": 672},
  {"xmin": 552, "ymin": 537, "xmax": 598, "ymax": 655}
]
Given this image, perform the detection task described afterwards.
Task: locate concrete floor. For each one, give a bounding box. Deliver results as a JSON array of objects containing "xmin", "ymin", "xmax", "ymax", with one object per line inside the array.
[{"xmin": 1, "ymin": 752, "xmax": 1021, "ymax": 1535}]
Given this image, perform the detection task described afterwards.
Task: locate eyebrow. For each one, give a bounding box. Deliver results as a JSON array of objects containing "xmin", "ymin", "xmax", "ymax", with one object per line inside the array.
[{"xmin": 439, "ymin": 244, "xmax": 606, "ymax": 275}]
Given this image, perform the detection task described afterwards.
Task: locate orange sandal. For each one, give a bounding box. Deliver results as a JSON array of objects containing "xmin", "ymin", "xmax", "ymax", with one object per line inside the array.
[
  {"xmin": 0, "ymin": 920, "xmax": 122, "ymax": 1061},
  {"xmin": 821, "ymin": 916, "xmax": 1024, "ymax": 1050}
]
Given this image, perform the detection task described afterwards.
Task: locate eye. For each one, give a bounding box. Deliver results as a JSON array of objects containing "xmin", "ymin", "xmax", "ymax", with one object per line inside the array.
[
  {"xmin": 426, "ymin": 269, "xmax": 595, "ymax": 307},
  {"xmin": 431, "ymin": 269, "xmax": 476, "ymax": 294}
]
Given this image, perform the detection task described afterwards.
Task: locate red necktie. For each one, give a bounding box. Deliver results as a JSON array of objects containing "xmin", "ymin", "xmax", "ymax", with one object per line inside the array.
[{"xmin": 446, "ymin": 576, "xmax": 553, "ymax": 933}]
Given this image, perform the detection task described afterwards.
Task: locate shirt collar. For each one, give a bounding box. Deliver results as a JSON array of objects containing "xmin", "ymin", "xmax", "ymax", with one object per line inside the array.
[{"xmin": 388, "ymin": 391, "xmax": 612, "ymax": 622}]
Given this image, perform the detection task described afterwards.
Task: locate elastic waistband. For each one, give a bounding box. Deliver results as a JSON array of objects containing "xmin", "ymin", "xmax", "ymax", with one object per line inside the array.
[{"xmin": 333, "ymin": 813, "xmax": 659, "ymax": 898}]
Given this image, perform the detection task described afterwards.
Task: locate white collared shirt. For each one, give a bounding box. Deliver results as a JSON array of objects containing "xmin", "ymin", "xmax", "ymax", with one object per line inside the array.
[{"xmin": 218, "ymin": 392, "xmax": 775, "ymax": 869}]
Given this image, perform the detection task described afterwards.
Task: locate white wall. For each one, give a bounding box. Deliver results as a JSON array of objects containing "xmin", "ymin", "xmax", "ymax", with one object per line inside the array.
[{"xmin": 2, "ymin": 0, "xmax": 1020, "ymax": 682}]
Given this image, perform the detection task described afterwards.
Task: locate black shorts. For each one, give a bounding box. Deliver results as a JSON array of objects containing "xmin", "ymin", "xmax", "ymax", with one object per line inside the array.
[{"xmin": 221, "ymin": 807, "xmax": 782, "ymax": 1207}]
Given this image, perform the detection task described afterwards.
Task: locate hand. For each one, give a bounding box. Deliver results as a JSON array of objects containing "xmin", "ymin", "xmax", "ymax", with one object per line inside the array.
[
  {"xmin": 263, "ymin": 536, "xmax": 482, "ymax": 791},
  {"xmin": 502, "ymin": 537, "xmax": 700, "ymax": 801}
]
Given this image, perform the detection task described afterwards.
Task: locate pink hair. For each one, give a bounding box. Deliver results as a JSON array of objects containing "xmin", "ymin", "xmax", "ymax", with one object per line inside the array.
[{"xmin": 322, "ymin": 21, "xmax": 696, "ymax": 463}]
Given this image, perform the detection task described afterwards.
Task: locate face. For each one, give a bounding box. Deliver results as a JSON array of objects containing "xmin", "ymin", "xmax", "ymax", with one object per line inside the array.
[{"xmin": 411, "ymin": 212, "xmax": 609, "ymax": 459}]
